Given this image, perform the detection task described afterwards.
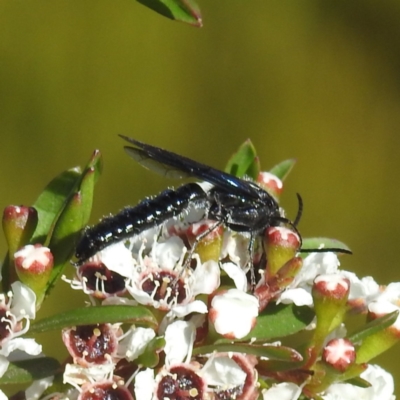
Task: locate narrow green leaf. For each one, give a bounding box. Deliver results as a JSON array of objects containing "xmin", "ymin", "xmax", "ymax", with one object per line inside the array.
[
  {"xmin": 344, "ymin": 376, "xmax": 371, "ymax": 388},
  {"xmin": 48, "ymin": 169, "xmax": 96, "ymax": 277},
  {"xmin": 47, "ymin": 192, "xmax": 84, "ymax": 273},
  {"xmin": 32, "ymin": 150, "xmax": 102, "ymax": 247},
  {"xmin": 269, "ymin": 159, "xmax": 296, "ymax": 181},
  {"xmin": 224, "ymin": 139, "xmax": 260, "ymax": 180},
  {"xmin": 257, "ymin": 358, "xmax": 304, "ymax": 373},
  {"xmin": 137, "ymin": 0, "xmax": 202, "ymax": 27},
  {"xmin": 30, "ymin": 305, "xmax": 158, "ymax": 334},
  {"xmin": 85, "ymin": 149, "xmax": 103, "ymax": 184},
  {"xmin": 300, "ymin": 237, "xmax": 352, "ymax": 257},
  {"xmin": 243, "ymin": 303, "xmax": 314, "ymax": 341},
  {"xmin": 31, "ymin": 168, "xmax": 82, "ymax": 244},
  {"xmin": 77, "ymin": 149, "xmax": 102, "ymax": 228},
  {"xmin": 0, "ymin": 357, "xmax": 60, "ymax": 384},
  {"xmin": 193, "ymin": 343, "xmax": 302, "ymax": 362},
  {"xmin": 79, "ymin": 168, "xmax": 97, "ymax": 228},
  {"xmin": 348, "ymin": 311, "xmax": 398, "ymax": 343},
  {"xmin": 44, "ymin": 152, "xmax": 102, "ymax": 298}
]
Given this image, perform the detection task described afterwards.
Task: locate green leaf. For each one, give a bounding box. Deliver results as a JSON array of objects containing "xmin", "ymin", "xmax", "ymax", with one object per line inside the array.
[
  {"xmin": 86, "ymin": 149, "xmax": 103, "ymax": 184},
  {"xmin": 30, "ymin": 168, "xmax": 82, "ymax": 244},
  {"xmin": 30, "ymin": 305, "xmax": 158, "ymax": 334},
  {"xmin": 136, "ymin": 0, "xmax": 202, "ymax": 27},
  {"xmin": 47, "ymin": 168, "xmax": 96, "ymax": 289},
  {"xmin": 344, "ymin": 376, "xmax": 371, "ymax": 388},
  {"xmin": 193, "ymin": 343, "xmax": 302, "ymax": 362},
  {"xmin": 224, "ymin": 139, "xmax": 260, "ymax": 180},
  {"xmin": 257, "ymin": 358, "xmax": 303, "ymax": 373},
  {"xmin": 32, "ymin": 150, "xmax": 102, "ymax": 247},
  {"xmin": 269, "ymin": 159, "xmax": 296, "ymax": 181},
  {"xmin": 348, "ymin": 310, "xmax": 399, "ymax": 343},
  {"xmin": 43, "ymin": 151, "xmax": 102, "ymax": 300},
  {"xmin": 300, "ymin": 237, "xmax": 352, "ymax": 257},
  {"xmin": 0, "ymin": 357, "xmax": 60, "ymax": 384},
  {"xmin": 243, "ymin": 303, "xmax": 314, "ymax": 341}
]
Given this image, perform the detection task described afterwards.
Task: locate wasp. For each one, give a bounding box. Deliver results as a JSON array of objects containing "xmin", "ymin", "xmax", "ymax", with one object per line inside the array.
[{"xmin": 75, "ymin": 136, "xmax": 347, "ymax": 266}]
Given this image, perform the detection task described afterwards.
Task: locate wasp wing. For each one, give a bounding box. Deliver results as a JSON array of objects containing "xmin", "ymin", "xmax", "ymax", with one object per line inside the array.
[
  {"xmin": 124, "ymin": 146, "xmax": 191, "ymax": 180},
  {"xmin": 119, "ymin": 135, "xmax": 263, "ymax": 200}
]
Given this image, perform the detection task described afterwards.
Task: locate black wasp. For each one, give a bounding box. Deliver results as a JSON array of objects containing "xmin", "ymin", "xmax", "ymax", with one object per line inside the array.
[{"xmin": 74, "ymin": 135, "xmax": 341, "ymax": 266}]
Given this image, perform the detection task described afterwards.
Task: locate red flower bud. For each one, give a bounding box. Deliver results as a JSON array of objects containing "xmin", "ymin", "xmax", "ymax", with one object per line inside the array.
[{"xmin": 322, "ymin": 338, "xmax": 356, "ymax": 372}]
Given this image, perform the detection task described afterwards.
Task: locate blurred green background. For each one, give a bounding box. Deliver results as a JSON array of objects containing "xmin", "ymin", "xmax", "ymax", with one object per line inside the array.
[{"xmin": 1, "ymin": 0, "xmax": 400, "ymax": 396}]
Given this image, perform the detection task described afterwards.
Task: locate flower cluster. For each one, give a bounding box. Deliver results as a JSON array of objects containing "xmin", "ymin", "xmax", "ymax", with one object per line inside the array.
[{"xmin": 0, "ymin": 142, "xmax": 399, "ymax": 400}]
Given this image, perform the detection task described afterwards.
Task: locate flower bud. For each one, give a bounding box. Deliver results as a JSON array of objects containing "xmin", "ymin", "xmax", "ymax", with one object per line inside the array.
[
  {"xmin": 312, "ymin": 274, "xmax": 350, "ymax": 334},
  {"xmin": 14, "ymin": 244, "xmax": 53, "ymax": 295},
  {"xmin": 322, "ymin": 338, "xmax": 356, "ymax": 372},
  {"xmin": 309, "ymin": 274, "xmax": 350, "ymax": 363},
  {"xmin": 257, "ymin": 172, "xmax": 283, "ymax": 199},
  {"xmin": 356, "ymin": 301, "xmax": 400, "ymax": 363},
  {"xmin": 2, "ymin": 206, "xmax": 38, "ymax": 256},
  {"xmin": 264, "ymin": 226, "xmax": 301, "ymax": 277}
]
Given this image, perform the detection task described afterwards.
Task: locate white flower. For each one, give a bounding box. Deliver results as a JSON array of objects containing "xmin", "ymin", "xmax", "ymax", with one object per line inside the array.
[
  {"xmin": 262, "ymin": 382, "xmax": 302, "ymax": 400},
  {"xmin": 190, "ymin": 259, "xmax": 220, "ymax": 295},
  {"xmin": 164, "ymin": 320, "xmax": 196, "ymax": 366},
  {"xmin": 63, "ymin": 363, "xmax": 115, "ymax": 389},
  {"xmin": 278, "ymin": 286, "xmax": 314, "ymax": 306},
  {"xmin": 118, "ymin": 326, "xmax": 156, "ymax": 361},
  {"xmin": 162, "ymin": 300, "xmax": 208, "ymax": 333},
  {"xmin": 126, "ymin": 237, "xmax": 219, "ymax": 311},
  {"xmin": 341, "ymin": 272, "xmax": 381, "ymax": 310},
  {"xmin": 134, "ymin": 368, "xmax": 155, "ymax": 400},
  {"xmin": 297, "ymin": 252, "xmax": 340, "ymax": 284},
  {"xmin": 94, "ymin": 241, "xmax": 136, "ymax": 278},
  {"xmin": 25, "ymin": 376, "xmax": 54, "ymax": 400},
  {"xmin": 8, "ymin": 281, "xmax": 36, "ymax": 320},
  {"xmin": 323, "ymin": 364, "xmax": 395, "ymax": 400},
  {"xmin": 201, "ymin": 355, "xmax": 247, "ymax": 388},
  {"xmin": 0, "ymin": 282, "xmax": 41, "ymax": 358},
  {"xmin": 1, "ymin": 338, "xmax": 42, "ymax": 357},
  {"xmin": 210, "ymin": 289, "xmax": 259, "ymax": 339},
  {"xmin": 368, "ymin": 300, "xmax": 400, "ymax": 330},
  {"xmin": 375, "ymin": 282, "xmax": 400, "ymax": 304},
  {"xmin": 150, "ymin": 236, "xmax": 184, "ymax": 270},
  {"xmin": 220, "ymin": 261, "xmax": 247, "ymax": 291},
  {"xmin": 220, "ymin": 231, "xmax": 250, "ymax": 269},
  {"xmin": 278, "ymin": 252, "xmax": 340, "ymax": 306}
]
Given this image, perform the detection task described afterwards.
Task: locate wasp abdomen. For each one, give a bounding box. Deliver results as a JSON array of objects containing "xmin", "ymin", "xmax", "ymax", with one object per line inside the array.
[{"xmin": 75, "ymin": 182, "xmax": 207, "ymax": 264}]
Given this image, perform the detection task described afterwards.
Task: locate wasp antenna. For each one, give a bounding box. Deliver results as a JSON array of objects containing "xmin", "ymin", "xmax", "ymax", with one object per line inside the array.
[{"xmin": 293, "ymin": 193, "xmax": 303, "ymax": 227}]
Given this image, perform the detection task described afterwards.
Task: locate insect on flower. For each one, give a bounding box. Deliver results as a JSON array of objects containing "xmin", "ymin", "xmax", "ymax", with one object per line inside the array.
[{"xmin": 74, "ymin": 136, "xmax": 349, "ymax": 267}]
